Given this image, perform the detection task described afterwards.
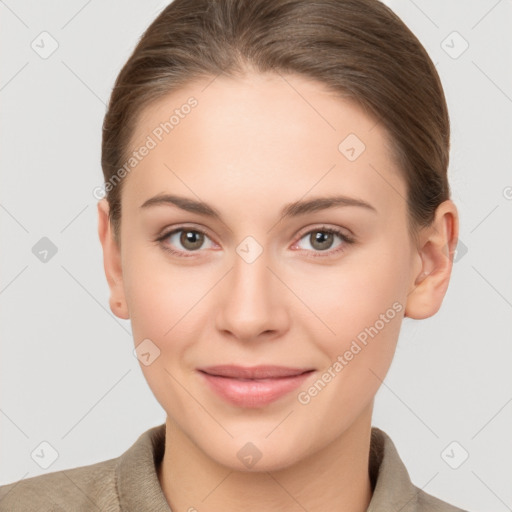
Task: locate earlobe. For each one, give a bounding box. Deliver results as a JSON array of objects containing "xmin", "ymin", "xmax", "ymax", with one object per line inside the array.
[
  {"xmin": 97, "ymin": 199, "xmax": 130, "ymax": 320},
  {"xmin": 404, "ymin": 200, "xmax": 459, "ymax": 320}
]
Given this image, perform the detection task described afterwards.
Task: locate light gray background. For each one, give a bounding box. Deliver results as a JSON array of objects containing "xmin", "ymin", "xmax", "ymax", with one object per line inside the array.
[{"xmin": 1, "ymin": 1, "xmax": 511, "ymax": 511}]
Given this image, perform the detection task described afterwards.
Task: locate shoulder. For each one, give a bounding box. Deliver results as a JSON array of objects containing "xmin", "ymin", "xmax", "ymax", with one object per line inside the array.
[
  {"xmin": 368, "ymin": 427, "xmax": 471, "ymax": 512},
  {"xmin": 0, "ymin": 424, "xmax": 167, "ymax": 512},
  {"xmin": 0, "ymin": 457, "xmax": 120, "ymax": 512},
  {"xmin": 414, "ymin": 486, "xmax": 471, "ymax": 512},
  {"xmin": 415, "ymin": 486, "xmax": 470, "ymax": 512}
]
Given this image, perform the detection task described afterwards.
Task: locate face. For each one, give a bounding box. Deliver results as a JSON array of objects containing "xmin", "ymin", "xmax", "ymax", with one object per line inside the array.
[{"xmin": 99, "ymin": 71, "xmax": 435, "ymax": 471}]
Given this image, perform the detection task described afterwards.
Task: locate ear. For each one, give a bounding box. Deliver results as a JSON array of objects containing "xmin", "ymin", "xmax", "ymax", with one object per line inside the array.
[
  {"xmin": 97, "ymin": 198, "xmax": 130, "ymax": 320},
  {"xmin": 404, "ymin": 199, "xmax": 459, "ymax": 319}
]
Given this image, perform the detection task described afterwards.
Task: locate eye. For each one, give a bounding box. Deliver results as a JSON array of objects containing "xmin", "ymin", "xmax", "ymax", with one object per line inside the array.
[
  {"xmin": 156, "ymin": 224, "xmax": 355, "ymax": 259},
  {"xmin": 292, "ymin": 226, "xmax": 355, "ymax": 257},
  {"xmin": 156, "ymin": 226, "xmax": 216, "ymax": 257}
]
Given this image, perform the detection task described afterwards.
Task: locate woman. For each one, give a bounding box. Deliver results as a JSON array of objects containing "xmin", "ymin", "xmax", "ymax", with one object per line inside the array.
[{"xmin": 0, "ymin": 0, "xmax": 468, "ymax": 510}]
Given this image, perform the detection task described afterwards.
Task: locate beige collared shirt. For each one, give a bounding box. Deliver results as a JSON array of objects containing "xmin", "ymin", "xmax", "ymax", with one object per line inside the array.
[{"xmin": 0, "ymin": 424, "xmax": 468, "ymax": 511}]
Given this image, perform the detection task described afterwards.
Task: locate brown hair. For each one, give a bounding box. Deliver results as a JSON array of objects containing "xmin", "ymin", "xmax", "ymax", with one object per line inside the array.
[{"xmin": 101, "ymin": 0, "xmax": 450, "ymax": 246}]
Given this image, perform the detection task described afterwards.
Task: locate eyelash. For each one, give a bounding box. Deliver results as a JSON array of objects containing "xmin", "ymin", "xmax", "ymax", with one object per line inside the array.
[{"xmin": 155, "ymin": 225, "xmax": 355, "ymax": 259}]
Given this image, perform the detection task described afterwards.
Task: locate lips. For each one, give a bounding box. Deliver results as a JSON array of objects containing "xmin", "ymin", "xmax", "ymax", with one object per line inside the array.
[
  {"xmin": 197, "ymin": 365, "xmax": 314, "ymax": 380},
  {"xmin": 197, "ymin": 365, "xmax": 316, "ymax": 408}
]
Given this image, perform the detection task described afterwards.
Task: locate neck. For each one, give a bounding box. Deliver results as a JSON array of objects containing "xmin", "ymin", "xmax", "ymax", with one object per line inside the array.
[{"xmin": 158, "ymin": 404, "xmax": 374, "ymax": 512}]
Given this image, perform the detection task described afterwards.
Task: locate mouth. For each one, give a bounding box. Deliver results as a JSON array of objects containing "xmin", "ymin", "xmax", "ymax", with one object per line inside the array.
[{"xmin": 197, "ymin": 365, "xmax": 315, "ymax": 407}]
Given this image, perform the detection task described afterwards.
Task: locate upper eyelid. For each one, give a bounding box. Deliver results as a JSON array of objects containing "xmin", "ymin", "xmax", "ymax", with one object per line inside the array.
[
  {"xmin": 158, "ymin": 223, "xmax": 216, "ymax": 242},
  {"xmin": 295, "ymin": 224, "xmax": 352, "ymax": 239}
]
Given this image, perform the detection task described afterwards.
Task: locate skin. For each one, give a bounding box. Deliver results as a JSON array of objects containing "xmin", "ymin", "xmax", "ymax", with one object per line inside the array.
[{"xmin": 97, "ymin": 71, "xmax": 458, "ymax": 512}]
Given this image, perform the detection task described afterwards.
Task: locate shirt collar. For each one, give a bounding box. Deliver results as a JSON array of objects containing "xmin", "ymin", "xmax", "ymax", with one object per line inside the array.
[
  {"xmin": 116, "ymin": 423, "xmax": 171, "ymax": 511},
  {"xmin": 367, "ymin": 427, "xmax": 420, "ymax": 511},
  {"xmin": 116, "ymin": 424, "xmax": 419, "ymax": 511}
]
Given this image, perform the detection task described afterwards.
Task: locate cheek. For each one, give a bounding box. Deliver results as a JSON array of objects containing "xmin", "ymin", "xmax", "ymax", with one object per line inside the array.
[
  {"xmin": 123, "ymin": 247, "xmax": 212, "ymax": 340},
  {"xmin": 296, "ymin": 270, "xmax": 403, "ymax": 428},
  {"xmin": 123, "ymin": 254, "xmax": 204, "ymax": 413},
  {"xmin": 299, "ymin": 253, "xmax": 405, "ymax": 341},
  {"xmin": 292, "ymin": 243, "xmax": 407, "ymax": 398},
  {"xmin": 123, "ymin": 252, "xmax": 219, "ymax": 403}
]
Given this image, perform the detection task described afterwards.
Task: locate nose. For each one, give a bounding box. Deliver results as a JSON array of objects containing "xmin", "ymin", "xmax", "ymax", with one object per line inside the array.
[{"xmin": 215, "ymin": 242, "xmax": 289, "ymax": 343}]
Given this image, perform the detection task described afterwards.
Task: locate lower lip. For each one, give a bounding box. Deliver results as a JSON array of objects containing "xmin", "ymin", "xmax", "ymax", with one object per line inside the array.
[{"xmin": 198, "ymin": 371, "xmax": 314, "ymax": 408}]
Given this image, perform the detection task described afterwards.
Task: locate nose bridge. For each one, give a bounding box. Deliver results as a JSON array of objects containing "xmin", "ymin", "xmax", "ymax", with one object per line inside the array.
[
  {"xmin": 216, "ymin": 234, "xmax": 284, "ymax": 338},
  {"xmin": 231, "ymin": 235, "xmax": 273, "ymax": 303}
]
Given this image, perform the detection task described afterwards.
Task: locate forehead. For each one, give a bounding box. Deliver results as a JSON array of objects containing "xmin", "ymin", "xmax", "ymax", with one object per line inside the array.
[{"xmin": 123, "ymin": 72, "xmax": 406, "ymax": 218}]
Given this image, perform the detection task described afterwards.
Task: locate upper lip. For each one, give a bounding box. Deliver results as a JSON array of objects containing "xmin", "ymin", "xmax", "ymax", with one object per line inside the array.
[{"xmin": 198, "ymin": 365, "xmax": 314, "ymax": 379}]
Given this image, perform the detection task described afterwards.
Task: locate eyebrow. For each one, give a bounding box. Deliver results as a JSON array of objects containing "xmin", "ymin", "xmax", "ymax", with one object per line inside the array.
[{"xmin": 140, "ymin": 193, "xmax": 377, "ymax": 220}]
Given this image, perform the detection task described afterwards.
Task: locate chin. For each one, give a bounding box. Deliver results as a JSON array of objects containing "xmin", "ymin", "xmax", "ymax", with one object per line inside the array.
[{"xmin": 202, "ymin": 436, "xmax": 311, "ymax": 474}]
